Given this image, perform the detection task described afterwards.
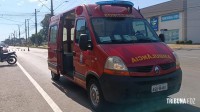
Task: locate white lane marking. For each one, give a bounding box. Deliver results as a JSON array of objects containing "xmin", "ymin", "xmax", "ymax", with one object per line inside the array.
[{"xmin": 17, "ymin": 62, "xmax": 63, "ymax": 112}]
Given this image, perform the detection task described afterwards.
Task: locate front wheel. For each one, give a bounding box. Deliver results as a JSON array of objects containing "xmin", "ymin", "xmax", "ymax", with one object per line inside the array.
[
  {"xmin": 88, "ymin": 79, "xmax": 106, "ymax": 111},
  {"xmin": 7, "ymin": 56, "xmax": 17, "ymax": 65},
  {"xmin": 51, "ymin": 71, "xmax": 60, "ymax": 81}
]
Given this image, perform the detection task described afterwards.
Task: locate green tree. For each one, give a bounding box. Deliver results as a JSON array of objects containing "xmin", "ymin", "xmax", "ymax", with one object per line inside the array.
[
  {"xmin": 41, "ymin": 14, "xmax": 51, "ymax": 42},
  {"xmin": 30, "ymin": 34, "xmax": 43, "ymax": 46},
  {"xmin": 4, "ymin": 39, "xmax": 11, "ymax": 45}
]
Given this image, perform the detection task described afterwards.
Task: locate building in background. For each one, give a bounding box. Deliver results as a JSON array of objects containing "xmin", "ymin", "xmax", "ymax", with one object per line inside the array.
[{"xmin": 141, "ymin": 0, "xmax": 200, "ymax": 43}]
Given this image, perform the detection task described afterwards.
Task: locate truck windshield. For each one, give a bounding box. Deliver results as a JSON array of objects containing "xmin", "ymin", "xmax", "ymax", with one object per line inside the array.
[{"xmin": 91, "ymin": 18, "xmax": 160, "ymax": 44}]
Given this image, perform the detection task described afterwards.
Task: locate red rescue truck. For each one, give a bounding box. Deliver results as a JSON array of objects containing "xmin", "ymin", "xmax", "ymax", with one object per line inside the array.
[{"xmin": 48, "ymin": 1, "xmax": 182, "ymax": 110}]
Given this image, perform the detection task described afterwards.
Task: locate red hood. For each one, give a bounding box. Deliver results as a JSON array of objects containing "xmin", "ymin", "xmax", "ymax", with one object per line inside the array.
[{"xmin": 100, "ymin": 43, "xmax": 175, "ymax": 67}]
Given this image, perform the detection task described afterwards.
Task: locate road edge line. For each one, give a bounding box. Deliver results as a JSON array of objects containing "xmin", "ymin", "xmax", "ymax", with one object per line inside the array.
[{"xmin": 17, "ymin": 62, "xmax": 63, "ymax": 112}]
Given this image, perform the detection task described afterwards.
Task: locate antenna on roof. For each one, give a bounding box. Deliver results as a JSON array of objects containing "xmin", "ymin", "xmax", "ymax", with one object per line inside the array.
[{"xmin": 138, "ymin": 6, "xmax": 140, "ymax": 13}]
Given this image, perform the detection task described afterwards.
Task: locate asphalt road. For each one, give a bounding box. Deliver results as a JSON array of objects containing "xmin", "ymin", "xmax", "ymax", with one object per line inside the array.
[{"xmin": 0, "ymin": 47, "xmax": 200, "ymax": 112}]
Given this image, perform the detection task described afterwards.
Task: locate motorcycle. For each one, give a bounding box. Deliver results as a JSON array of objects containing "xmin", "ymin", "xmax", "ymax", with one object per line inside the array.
[{"xmin": 0, "ymin": 46, "xmax": 17, "ymax": 65}]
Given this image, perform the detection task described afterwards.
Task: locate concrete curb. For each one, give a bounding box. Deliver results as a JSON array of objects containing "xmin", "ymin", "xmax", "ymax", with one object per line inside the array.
[{"xmin": 168, "ymin": 44, "xmax": 200, "ymax": 50}]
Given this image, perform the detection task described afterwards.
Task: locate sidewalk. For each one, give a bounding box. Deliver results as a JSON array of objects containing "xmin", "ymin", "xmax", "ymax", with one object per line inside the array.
[{"xmin": 168, "ymin": 44, "xmax": 200, "ymax": 50}]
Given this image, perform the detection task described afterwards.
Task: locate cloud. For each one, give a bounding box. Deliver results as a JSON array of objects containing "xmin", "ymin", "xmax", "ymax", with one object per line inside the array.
[
  {"xmin": 29, "ymin": 0, "xmax": 38, "ymax": 2},
  {"xmin": 29, "ymin": 0, "xmax": 47, "ymax": 3},
  {"xmin": 17, "ymin": 0, "xmax": 25, "ymax": 6}
]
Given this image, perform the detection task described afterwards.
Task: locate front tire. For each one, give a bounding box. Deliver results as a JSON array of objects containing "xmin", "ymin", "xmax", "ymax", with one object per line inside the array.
[
  {"xmin": 51, "ymin": 71, "xmax": 60, "ymax": 81},
  {"xmin": 88, "ymin": 79, "xmax": 106, "ymax": 111},
  {"xmin": 7, "ymin": 56, "xmax": 17, "ymax": 65}
]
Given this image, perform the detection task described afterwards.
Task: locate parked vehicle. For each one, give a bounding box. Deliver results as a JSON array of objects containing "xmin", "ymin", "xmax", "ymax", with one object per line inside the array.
[
  {"xmin": 0, "ymin": 46, "xmax": 17, "ymax": 65},
  {"xmin": 47, "ymin": 1, "xmax": 182, "ymax": 111}
]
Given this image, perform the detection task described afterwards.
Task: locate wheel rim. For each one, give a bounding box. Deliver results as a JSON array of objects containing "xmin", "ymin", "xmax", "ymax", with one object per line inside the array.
[
  {"xmin": 8, "ymin": 57, "xmax": 16, "ymax": 64},
  {"xmin": 90, "ymin": 84, "xmax": 100, "ymax": 107}
]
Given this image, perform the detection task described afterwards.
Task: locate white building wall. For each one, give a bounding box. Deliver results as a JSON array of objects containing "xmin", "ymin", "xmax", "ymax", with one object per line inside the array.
[
  {"xmin": 187, "ymin": 0, "xmax": 200, "ymax": 43},
  {"xmin": 142, "ymin": 0, "xmax": 200, "ymax": 43},
  {"xmin": 159, "ymin": 12, "xmax": 183, "ymax": 43},
  {"xmin": 146, "ymin": 12, "xmax": 184, "ymax": 43}
]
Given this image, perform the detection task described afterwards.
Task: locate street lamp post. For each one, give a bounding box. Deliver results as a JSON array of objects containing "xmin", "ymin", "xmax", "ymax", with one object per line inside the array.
[
  {"xmin": 51, "ymin": 0, "xmax": 54, "ymax": 16},
  {"xmin": 27, "ymin": 19, "xmax": 30, "ymax": 51}
]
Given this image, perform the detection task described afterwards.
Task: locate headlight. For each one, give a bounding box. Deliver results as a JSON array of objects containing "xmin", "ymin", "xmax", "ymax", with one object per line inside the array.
[
  {"xmin": 172, "ymin": 51, "xmax": 180, "ymax": 68},
  {"xmin": 104, "ymin": 56, "xmax": 128, "ymax": 71}
]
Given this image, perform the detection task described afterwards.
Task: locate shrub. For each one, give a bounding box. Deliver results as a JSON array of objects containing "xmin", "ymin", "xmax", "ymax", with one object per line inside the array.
[
  {"xmin": 186, "ymin": 40, "xmax": 193, "ymax": 44},
  {"xmin": 179, "ymin": 41, "xmax": 185, "ymax": 44},
  {"xmin": 176, "ymin": 40, "xmax": 193, "ymax": 44}
]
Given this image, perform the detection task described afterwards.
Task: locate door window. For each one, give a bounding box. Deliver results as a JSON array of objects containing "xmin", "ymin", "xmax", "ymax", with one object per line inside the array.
[
  {"xmin": 50, "ymin": 25, "xmax": 58, "ymax": 43},
  {"xmin": 75, "ymin": 19, "xmax": 86, "ymax": 43}
]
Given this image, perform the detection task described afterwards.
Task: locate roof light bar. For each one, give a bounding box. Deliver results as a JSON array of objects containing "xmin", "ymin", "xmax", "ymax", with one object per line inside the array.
[{"xmin": 96, "ymin": 1, "xmax": 134, "ymax": 7}]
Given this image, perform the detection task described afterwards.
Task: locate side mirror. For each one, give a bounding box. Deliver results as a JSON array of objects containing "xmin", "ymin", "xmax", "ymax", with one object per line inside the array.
[
  {"xmin": 79, "ymin": 34, "xmax": 89, "ymax": 51},
  {"xmin": 159, "ymin": 34, "xmax": 165, "ymax": 42}
]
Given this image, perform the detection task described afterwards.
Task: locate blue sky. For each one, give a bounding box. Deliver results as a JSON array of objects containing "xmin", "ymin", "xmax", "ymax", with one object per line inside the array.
[{"xmin": 0, "ymin": 0, "xmax": 170, "ymax": 42}]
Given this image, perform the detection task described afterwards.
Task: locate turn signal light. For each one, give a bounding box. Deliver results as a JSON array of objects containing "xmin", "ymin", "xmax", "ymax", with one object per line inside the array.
[{"xmin": 104, "ymin": 69, "xmax": 129, "ymax": 76}]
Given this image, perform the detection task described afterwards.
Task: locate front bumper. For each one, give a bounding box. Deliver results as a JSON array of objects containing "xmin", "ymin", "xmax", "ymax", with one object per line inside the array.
[{"xmin": 99, "ymin": 69, "xmax": 182, "ymax": 103}]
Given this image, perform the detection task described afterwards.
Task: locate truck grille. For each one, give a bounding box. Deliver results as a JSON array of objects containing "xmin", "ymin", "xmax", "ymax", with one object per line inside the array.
[
  {"xmin": 128, "ymin": 62, "xmax": 176, "ymax": 73},
  {"xmin": 128, "ymin": 66, "xmax": 153, "ymax": 73},
  {"xmin": 160, "ymin": 62, "xmax": 176, "ymax": 70}
]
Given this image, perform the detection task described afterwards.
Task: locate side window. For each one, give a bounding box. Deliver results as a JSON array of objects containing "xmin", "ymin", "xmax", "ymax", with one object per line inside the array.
[
  {"xmin": 132, "ymin": 21, "xmax": 157, "ymax": 40},
  {"xmin": 63, "ymin": 28, "xmax": 67, "ymax": 42},
  {"xmin": 50, "ymin": 25, "xmax": 58, "ymax": 43},
  {"xmin": 133, "ymin": 21, "xmax": 156, "ymax": 39},
  {"xmin": 132, "ymin": 21, "xmax": 146, "ymax": 36},
  {"xmin": 75, "ymin": 19, "xmax": 86, "ymax": 43},
  {"xmin": 71, "ymin": 27, "xmax": 75, "ymax": 41}
]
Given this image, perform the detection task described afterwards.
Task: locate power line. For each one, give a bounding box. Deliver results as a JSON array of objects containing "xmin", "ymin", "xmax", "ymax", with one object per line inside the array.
[
  {"xmin": 0, "ymin": 16, "xmax": 24, "ymax": 23},
  {"xmin": 0, "ymin": 23, "xmax": 20, "ymax": 25},
  {"xmin": 38, "ymin": 0, "xmax": 51, "ymax": 11},
  {"xmin": 0, "ymin": 14, "xmax": 34, "ymax": 16},
  {"xmin": 0, "ymin": 13, "xmax": 47, "ymax": 17},
  {"xmin": 2, "ymin": 1, "xmax": 70, "ymax": 41}
]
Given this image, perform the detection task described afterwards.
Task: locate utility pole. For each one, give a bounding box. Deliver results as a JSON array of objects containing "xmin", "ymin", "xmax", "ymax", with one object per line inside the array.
[
  {"xmin": 13, "ymin": 31, "xmax": 16, "ymax": 46},
  {"xmin": 27, "ymin": 19, "xmax": 30, "ymax": 51},
  {"xmin": 9, "ymin": 35, "xmax": 11, "ymax": 45},
  {"xmin": 11, "ymin": 34, "xmax": 13, "ymax": 46},
  {"xmin": 25, "ymin": 19, "xmax": 27, "ymax": 43},
  {"xmin": 27, "ymin": 19, "xmax": 30, "ymax": 38},
  {"xmin": 51, "ymin": 0, "xmax": 54, "ymax": 16},
  {"xmin": 35, "ymin": 9, "xmax": 38, "ymax": 35},
  {"xmin": 15, "ymin": 31, "xmax": 17, "ymax": 40},
  {"xmin": 35, "ymin": 9, "xmax": 38, "ymax": 46},
  {"xmin": 18, "ymin": 25, "xmax": 20, "ymax": 39}
]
